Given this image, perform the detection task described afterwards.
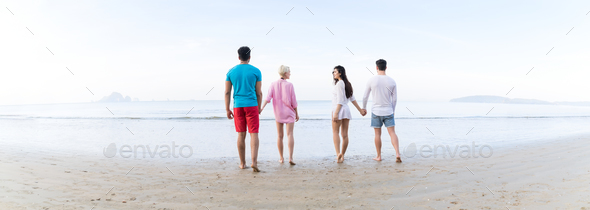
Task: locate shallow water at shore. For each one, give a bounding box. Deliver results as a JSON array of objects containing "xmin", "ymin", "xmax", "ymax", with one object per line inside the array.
[{"xmin": 1, "ymin": 115, "xmax": 589, "ymax": 161}]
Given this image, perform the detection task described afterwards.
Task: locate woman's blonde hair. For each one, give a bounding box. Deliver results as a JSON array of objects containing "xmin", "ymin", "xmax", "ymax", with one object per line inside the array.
[{"xmin": 278, "ymin": 65, "xmax": 290, "ymax": 77}]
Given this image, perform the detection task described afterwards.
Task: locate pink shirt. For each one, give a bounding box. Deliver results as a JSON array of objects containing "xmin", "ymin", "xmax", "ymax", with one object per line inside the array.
[{"xmin": 265, "ymin": 79, "xmax": 298, "ymax": 123}]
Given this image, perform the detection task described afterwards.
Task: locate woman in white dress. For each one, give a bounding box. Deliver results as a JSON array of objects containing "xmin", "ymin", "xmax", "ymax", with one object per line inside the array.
[{"xmin": 332, "ymin": 65, "xmax": 366, "ymax": 163}]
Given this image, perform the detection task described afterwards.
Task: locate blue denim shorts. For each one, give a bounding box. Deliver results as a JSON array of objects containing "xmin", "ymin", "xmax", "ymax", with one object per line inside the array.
[{"xmin": 371, "ymin": 113, "xmax": 395, "ymax": 128}]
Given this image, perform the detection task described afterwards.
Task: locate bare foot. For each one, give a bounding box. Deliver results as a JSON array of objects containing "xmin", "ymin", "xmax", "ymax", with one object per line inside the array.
[
  {"xmin": 373, "ymin": 156, "xmax": 382, "ymax": 161},
  {"xmin": 337, "ymin": 153, "xmax": 344, "ymax": 163},
  {"xmin": 279, "ymin": 158, "xmax": 284, "ymax": 164},
  {"xmin": 251, "ymin": 165, "xmax": 260, "ymax": 172},
  {"xmin": 396, "ymin": 157, "xmax": 402, "ymax": 163},
  {"xmin": 239, "ymin": 163, "xmax": 247, "ymax": 169},
  {"xmin": 289, "ymin": 160, "xmax": 296, "ymax": 165}
]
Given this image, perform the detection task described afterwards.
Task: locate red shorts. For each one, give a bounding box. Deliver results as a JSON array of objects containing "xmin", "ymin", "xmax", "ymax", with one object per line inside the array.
[{"xmin": 233, "ymin": 106, "xmax": 259, "ymax": 133}]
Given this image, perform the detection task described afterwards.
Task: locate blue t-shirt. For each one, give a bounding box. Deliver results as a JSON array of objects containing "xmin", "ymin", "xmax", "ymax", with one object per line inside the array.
[{"xmin": 226, "ymin": 64, "xmax": 262, "ymax": 108}]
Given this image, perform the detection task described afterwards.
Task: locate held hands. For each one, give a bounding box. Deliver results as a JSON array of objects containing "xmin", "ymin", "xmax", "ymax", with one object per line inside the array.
[{"xmin": 360, "ymin": 109, "xmax": 368, "ymax": 116}]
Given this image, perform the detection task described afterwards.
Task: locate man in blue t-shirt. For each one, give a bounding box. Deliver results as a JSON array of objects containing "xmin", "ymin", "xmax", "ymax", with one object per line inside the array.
[{"xmin": 224, "ymin": 46, "xmax": 262, "ymax": 172}]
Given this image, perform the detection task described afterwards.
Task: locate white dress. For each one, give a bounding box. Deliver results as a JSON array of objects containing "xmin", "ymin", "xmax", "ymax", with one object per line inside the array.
[{"xmin": 332, "ymin": 80, "xmax": 356, "ymax": 120}]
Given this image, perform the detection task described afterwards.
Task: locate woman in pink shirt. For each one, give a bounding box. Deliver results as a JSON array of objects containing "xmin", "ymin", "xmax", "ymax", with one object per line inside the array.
[{"xmin": 261, "ymin": 65, "xmax": 299, "ymax": 165}]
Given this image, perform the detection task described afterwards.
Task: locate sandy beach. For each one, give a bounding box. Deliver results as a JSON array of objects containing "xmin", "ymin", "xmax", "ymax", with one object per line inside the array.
[{"xmin": 1, "ymin": 133, "xmax": 589, "ymax": 209}]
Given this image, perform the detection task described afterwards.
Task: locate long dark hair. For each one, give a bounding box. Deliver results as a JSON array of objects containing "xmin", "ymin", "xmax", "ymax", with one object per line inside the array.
[{"xmin": 333, "ymin": 65, "xmax": 353, "ymax": 98}]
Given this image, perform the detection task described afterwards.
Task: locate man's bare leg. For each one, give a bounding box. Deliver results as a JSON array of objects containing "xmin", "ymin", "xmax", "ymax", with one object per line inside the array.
[
  {"xmin": 339, "ymin": 119, "xmax": 350, "ymax": 163},
  {"xmin": 237, "ymin": 132, "xmax": 247, "ymax": 169},
  {"xmin": 373, "ymin": 128, "xmax": 382, "ymax": 161},
  {"xmin": 286, "ymin": 123, "xmax": 295, "ymax": 165},
  {"xmin": 332, "ymin": 119, "xmax": 342, "ymax": 162},
  {"xmin": 250, "ymin": 132, "xmax": 260, "ymax": 172},
  {"xmin": 387, "ymin": 126, "xmax": 401, "ymax": 158},
  {"xmin": 276, "ymin": 122, "xmax": 285, "ymax": 163}
]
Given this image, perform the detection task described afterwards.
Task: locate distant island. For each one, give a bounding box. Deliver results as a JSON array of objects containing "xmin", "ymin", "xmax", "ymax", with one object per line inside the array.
[
  {"xmin": 450, "ymin": 95, "xmax": 590, "ymax": 106},
  {"xmin": 97, "ymin": 92, "xmax": 138, "ymax": 102}
]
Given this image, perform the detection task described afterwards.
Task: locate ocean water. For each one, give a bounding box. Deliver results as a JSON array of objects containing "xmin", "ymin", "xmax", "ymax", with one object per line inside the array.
[{"xmin": 1, "ymin": 100, "xmax": 589, "ymax": 160}]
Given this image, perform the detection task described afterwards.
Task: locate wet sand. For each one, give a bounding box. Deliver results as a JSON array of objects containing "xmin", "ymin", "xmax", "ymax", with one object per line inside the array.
[{"xmin": 1, "ymin": 134, "xmax": 590, "ymax": 209}]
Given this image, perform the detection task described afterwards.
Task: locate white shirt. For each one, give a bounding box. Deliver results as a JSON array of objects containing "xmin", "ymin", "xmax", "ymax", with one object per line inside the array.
[
  {"xmin": 362, "ymin": 75, "xmax": 397, "ymax": 116},
  {"xmin": 332, "ymin": 80, "xmax": 356, "ymax": 120}
]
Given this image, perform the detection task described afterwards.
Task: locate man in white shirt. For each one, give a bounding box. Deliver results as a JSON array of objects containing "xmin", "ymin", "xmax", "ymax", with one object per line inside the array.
[{"xmin": 361, "ymin": 59, "xmax": 401, "ymax": 162}]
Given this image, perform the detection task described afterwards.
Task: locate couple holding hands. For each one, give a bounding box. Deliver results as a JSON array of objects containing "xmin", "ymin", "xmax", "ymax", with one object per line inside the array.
[{"xmin": 330, "ymin": 61, "xmax": 401, "ymax": 163}]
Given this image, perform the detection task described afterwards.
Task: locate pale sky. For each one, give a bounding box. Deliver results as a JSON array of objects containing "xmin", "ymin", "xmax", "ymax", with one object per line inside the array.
[{"xmin": 1, "ymin": 0, "xmax": 590, "ymax": 105}]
